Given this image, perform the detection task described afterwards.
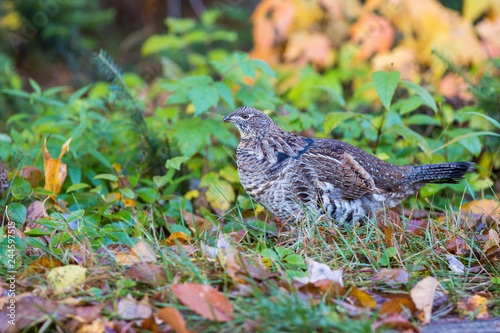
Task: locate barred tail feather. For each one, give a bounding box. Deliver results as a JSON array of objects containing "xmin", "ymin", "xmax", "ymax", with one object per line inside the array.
[{"xmin": 408, "ymin": 162, "xmax": 475, "ymax": 184}]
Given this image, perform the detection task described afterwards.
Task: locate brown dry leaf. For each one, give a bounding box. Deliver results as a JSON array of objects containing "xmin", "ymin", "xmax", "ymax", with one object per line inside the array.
[
  {"xmin": 116, "ymin": 294, "xmax": 153, "ymax": 320},
  {"xmin": 157, "ymin": 307, "xmax": 189, "ymax": 333},
  {"xmin": 182, "ymin": 209, "xmax": 212, "ymax": 234},
  {"xmin": 115, "ymin": 240, "xmax": 157, "ymax": 265},
  {"xmin": 461, "ymin": 199, "xmax": 500, "ymax": 222},
  {"xmin": 457, "ymin": 295, "xmax": 489, "ymax": 319},
  {"xmin": 225, "ymin": 248, "xmax": 273, "ymax": 284},
  {"xmin": 350, "ymin": 13, "xmax": 395, "ymax": 60},
  {"xmin": 22, "ymin": 165, "xmax": 44, "ymax": 188},
  {"xmin": 379, "ymin": 297, "xmax": 417, "ymax": 316},
  {"xmin": 445, "ymin": 236, "xmax": 470, "ymax": 256},
  {"xmin": 284, "ymin": 32, "xmax": 333, "ymax": 68},
  {"xmin": 410, "ymin": 276, "xmax": 440, "ymax": 324},
  {"xmin": 171, "ymin": 283, "xmax": 234, "ymax": 322},
  {"xmin": 294, "ymin": 258, "xmax": 343, "ymax": 286},
  {"xmin": 372, "ymin": 268, "xmax": 410, "ymax": 285},
  {"xmin": 124, "ymin": 262, "xmax": 168, "ymax": 286},
  {"xmin": 483, "ymin": 229, "xmax": 500, "ymax": 252},
  {"xmin": 166, "ymin": 232, "xmax": 189, "ymax": 246},
  {"xmin": 43, "ymin": 138, "xmax": 71, "ymax": 198}
]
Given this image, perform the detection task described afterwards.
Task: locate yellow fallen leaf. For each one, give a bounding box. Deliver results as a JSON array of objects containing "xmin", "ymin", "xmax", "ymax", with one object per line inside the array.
[
  {"xmin": 43, "ymin": 138, "xmax": 71, "ymax": 198},
  {"xmin": 48, "ymin": 265, "xmax": 87, "ymax": 291},
  {"xmin": 165, "ymin": 232, "xmax": 188, "ymax": 246},
  {"xmin": 457, "ymin": 295, "xmax": 489, "ymax": 319}
]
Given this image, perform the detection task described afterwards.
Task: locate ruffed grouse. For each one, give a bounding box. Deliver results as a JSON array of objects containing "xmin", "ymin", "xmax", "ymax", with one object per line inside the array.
[{"xmin": 223, "ymin": 107, "xmax": 474, "ymax": 225}]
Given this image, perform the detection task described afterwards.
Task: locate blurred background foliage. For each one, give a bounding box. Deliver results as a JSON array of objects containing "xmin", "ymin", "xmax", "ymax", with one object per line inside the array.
[{"xmin": 0, "ymin": 0, "xmax": 499, "ymax": 239}]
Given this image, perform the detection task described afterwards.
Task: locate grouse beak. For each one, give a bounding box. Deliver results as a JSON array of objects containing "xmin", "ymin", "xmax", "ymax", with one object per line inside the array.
[{"xmin": 223, "ymin": 115, "xmax": 231, "ymax": 123}]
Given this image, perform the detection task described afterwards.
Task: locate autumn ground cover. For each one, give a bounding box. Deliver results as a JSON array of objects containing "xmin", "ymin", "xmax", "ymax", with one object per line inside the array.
[{"xmin": 0, "ymin": 0, "xmax": 499, "ymax": 332}]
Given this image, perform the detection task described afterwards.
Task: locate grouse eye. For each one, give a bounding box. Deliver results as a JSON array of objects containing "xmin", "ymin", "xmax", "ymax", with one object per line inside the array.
[{"xmin": 241, "ymin": 114, "xmax": 249, "ymax": 119}]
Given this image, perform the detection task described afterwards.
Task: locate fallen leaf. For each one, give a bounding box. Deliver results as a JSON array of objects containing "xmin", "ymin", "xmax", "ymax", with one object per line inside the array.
[
  {"xmin": 171, "ymin": 283, "xmax": 234, "ymax": 322},
  {"xmin": 182, "ymin": 209, "xmax": 212, "ymax": 234},
  {"xmin": 166, "ymin": 232, "xmax": 189, "ymax": 246},
  {"xmin": 43, "ymin": 138, "xmax": 71, "ymax": 198},
  {"xmin": 445, "ymin": 254, "xmax": 465, "ymax": 274},
  {"xmin": 115, "ymin": 240, "xmax": 157, "ymax": 265},
  {"xmin": 19, "ymin": 256, "xmax": 63, "ymax": 280},
  {"xmin": 372, "ymin": 268, "xmax": 410, "ymax": 285},
  {"xmin": 410, "ymin": 276, "xmax": 440, "ymax": 324},
  {"xmin": 461, "ymin": 199, "xmax": 500, "ymax": 221},
  {"xmin": 124, "ymin": 262, "xmax": 168, "ymax": 286},
  {"xmin": 294, "ymin": 258, "xmax": 343, "ymax": 286},
  {"xmin": 445, "ymin": 236, "xmax": 470, "ymax": 256},
  {"xmin": 157, "ymin": 307, "xmax": 189, "ymax": 333},
  {"xmin": 22, "ymin": 165, "xmax": 44, "ymax": 188},
  {"xmin": 48, "ymin": 265, "xmax": 87, "ymax": 292},
  {"xmin": 349, "ymin": 287, "xmax": 376, "ymax": 308},
  {"xmin": 379, "ymin": 297, "xmax": 417, "ymax": 316},
  {"xmin": 117, "ymin": 294, "xmax": 153, "ymax": 320},
  {"xmin": 483, "ymin": 229, "xmax": 500, "ymax": 252},
  {"xmin": 457, "ymin": 295, "xmax": 489, "ymax": 319}
]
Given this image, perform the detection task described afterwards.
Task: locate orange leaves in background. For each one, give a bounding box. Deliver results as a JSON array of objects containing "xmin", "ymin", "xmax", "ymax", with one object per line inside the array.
[
  {"xmin": 250, "ymin": 0, "xmax": 498, "ymax": 87},
  {"xmin": 43, "ymin": 138, "xmax": 71, "ymax": 198}
]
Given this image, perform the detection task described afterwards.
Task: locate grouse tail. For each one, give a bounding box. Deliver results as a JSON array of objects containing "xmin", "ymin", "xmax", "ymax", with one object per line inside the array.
[{"xmin": 407, "ymin": 162, "xmax": 475, "ymax": 184}]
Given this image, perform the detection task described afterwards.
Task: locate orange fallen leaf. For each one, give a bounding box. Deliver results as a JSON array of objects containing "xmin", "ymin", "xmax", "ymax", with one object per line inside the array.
[
  {"xmin": 410, "ymin": 276, "xmax": 440, "ymax": 324},
  {"xmin": 350, "ymin": 13, "xmax": 394, "ymax": 60},
  {"xmin": 43, "ymin": 138, "xmax": 71, "ymax": 198},
  {"xmin": 165, "ymin": 232, "xmax": 189, "ymax": 246},
  {"xmin": 157, "ymin": 307, "xmax": 189, "ymax": 333},
  {"xmin": 379, "ymin": 297, "xmax": 416, "ymax": 316},
  {"xmin": 457, "ymin": 295, "xmax": 489, "ymax": 319},
  {"xmin": 349, "ymin": 287, "xmax": 376, "ymax": 308},
  {"xmin": 461, "ymin": 199, "xmax": 500, "ymax": 221},
  {"xmin": 171, "ymin": 283, "xmax": 234, "ymax": 322}
]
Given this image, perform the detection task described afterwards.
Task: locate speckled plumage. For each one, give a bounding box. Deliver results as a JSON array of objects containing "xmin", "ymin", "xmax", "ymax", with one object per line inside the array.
[{"xmin": 224, "ymin": 107, "xmax": 474, "ymax": 225}]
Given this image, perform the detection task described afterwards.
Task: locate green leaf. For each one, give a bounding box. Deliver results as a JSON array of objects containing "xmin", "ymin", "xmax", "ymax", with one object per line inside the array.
[
  {"xmin": 407, "ymin": 114, "xmax": 441, "ymax": 126},
  {"xmin": 166, "ymin": 156, "xmax": 190, "ymax": 170},
  {"xmin": 215, "ymin": 82, "xmax": 235, "ymax": 109},
  {"xmin": 93, "ymin": 174, "xmax": 118, "ymax": 182},
  {"xmin": 372, "ymin": 71, "xmax": 401, "ymax": 110},
  {"xmin": 120, "ymin": 188, "xmax": 135, "ymax": 199},
  {"xmin": 33, "ymin": 188, "xmax": 54, "ymax": 196},
  {"xmin": 324, "ymin": 112, "xmax": 361, "ymax": 134},
  {"xmin": 391, "ymin": 124, "xmax": 430, "ymax": 155},
  {"xmin": 141, "ymin": 35, "xmax": 184, "ymax": 56},
  {"xmin": 431, "ymin": 131, "xmax": 500, "ymax": 154},
  {"xmin": 284, "ymin": 254, "xmax": 306, "ymax": 268},
  {"xmin": 250, "ymin": 59, "xmax": 276, "ymax": 77},
  {"xmin": 466, "ymin": 112, "xmax": 500, "ymax": 130},
  {"xmin": 11, "ymin": 177, "xmax": 31, "ymax": 200},
  {"xmin": 260, "ymin": 249, "xmax": 279, "ymax": 260},
  {"xmin": 67, "ymin": 209, "xmax": 85, "ymax": 222},
  {"xmin": 397, "ymin": 96, "xmax": 425, "ymax": 115},
  {"xmin": 166, "ymin": 17, "xmax": 196, "ymax": 33},
  {"xmin": 66, "ymin": 183, "xmax": 89, "ymax": 193},
  {"xmin": 316, "ymin": 86, "xmax": 346, "ymax": 107},
  {"xmin": 275, "ymin": 247, "xmax": 293, "ymax": 259},
  {"xmin": 400, "ymin": 81, "xmax": 438, "ymax": 112},
  {"xmin": 188, "ymin": 84, "xmax": 219, "ymax": 115},
  {"xmin": 24, "ymin": 228, "xmax": 52, "ymax": 236},
  {"xmin": 137, "ymin": 187, "xmax": 157, "ymax": 203},
  {"xmin": 8, "ymin": 203, "xmax": 27, "ymax": 224},
  {"xmin": 173, "ymin": 118, "xmax": 211, "ymax": 157}
]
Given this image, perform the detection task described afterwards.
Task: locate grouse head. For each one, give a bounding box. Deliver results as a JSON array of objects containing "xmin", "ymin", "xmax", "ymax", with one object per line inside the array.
[{"xmin": 223, "ymin": 107, "xmax": 275, "ymax": 138}]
